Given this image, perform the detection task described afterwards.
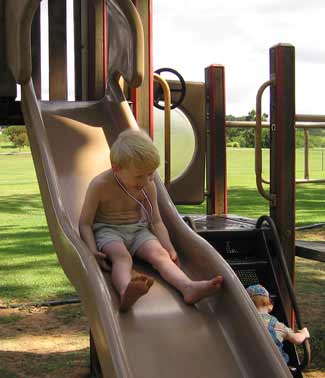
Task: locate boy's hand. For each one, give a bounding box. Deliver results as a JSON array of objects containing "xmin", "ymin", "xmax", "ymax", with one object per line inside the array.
[
  {"xmin": 93, "ymin": 251, "xmax": 111, "ymax": 272},
  {"xmin": 169, "ymin": 250, "xmax": 180, "ymax": 266}
]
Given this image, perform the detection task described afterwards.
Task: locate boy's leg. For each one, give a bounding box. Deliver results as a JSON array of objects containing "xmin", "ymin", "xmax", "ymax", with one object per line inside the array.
[
  {"xmin": 102, "ymin": 241, "xmax": 133, "ymax": 294},
  {"xmin": 102, "ymin": 242, "xmax": 153, "ymax": 311},
  {"xmin": 135, "ymin": 240, "xmax": 223, "ymax": 304}
]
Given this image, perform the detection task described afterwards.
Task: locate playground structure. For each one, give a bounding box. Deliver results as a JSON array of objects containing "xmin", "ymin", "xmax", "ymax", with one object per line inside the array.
[{"xmin": 1, "ymin": 0, "xmax": 323, "ymax": 377}]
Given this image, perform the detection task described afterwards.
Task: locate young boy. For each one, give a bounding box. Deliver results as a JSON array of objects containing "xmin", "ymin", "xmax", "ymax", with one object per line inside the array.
[
  {"xmin": 246, "ymin": 284, "xmax": 310, "ymax": 363},
  {"xmin": 79, "ymin": 129, "xmax": 223, "ymax": 311}
]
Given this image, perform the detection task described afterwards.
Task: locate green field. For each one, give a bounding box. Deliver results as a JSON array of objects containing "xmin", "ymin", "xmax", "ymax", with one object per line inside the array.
[
  {"xmin": 153, "ymin": 123, "xmax": 325, "ymax": 224},
  {"xmin": 0, "ymin": 154, "xmax": 74, "ymax": 304},
  {"xmin": 0, "ymin": 139, "xmax": 324, "ymax": 372},
  {"xmin": 0, "ymin": 146, "xmax": 324, "ymax": 304}
]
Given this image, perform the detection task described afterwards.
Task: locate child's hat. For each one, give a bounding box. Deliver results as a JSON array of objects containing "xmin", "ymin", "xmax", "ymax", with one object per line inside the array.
[{"xmin": 246, "ymin": 284, "xmax": 269, "ymax": 298}]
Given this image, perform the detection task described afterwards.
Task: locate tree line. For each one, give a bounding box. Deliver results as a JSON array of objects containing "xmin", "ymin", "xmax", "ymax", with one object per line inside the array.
[
  {"xmin": 226, "ymin": 110, "xmax": 325, "ymax": 148},
  {"xmin": 1, "ymin": 110, "xmax": 324, "ymax": 149}
]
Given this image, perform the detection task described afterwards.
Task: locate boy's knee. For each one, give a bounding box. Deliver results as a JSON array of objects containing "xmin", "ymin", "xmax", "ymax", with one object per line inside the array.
[
  {"xmin": 151, "ymin": 247, "xmax": 170, "ymax": 267},
  {"xmin": 103, "ymin": 244, "xmax": 132, "ymax": 264},
  {"xmin": 115, "ymin": 251, "xmax": 132, "ymax": 264}
]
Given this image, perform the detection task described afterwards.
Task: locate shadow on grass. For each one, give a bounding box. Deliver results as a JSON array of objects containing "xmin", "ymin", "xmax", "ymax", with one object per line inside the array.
[
  {"xmin": 0, "ymin": 226, "xmax": 53, "ymax": 256},
  {"xmin": 0, "ymin": 145, "xmax": 16, "ymax": 150},
  {"xmin": 0, "ymin": 194, "xmax": 43, "ymax": 214},
  {"xmin": 0, "ymin": 281, "xmax": 76, "ymax": 306},
  {"xmin": 0, "ymin": 225, "xmax": 76, "ymax": 303}
]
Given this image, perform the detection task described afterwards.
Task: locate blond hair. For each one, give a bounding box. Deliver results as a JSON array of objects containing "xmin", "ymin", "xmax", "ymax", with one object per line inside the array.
[
  {"xmin": 110, "ymin": 129, "xmax": 160, "ymax": 171},
  {"xmin": 251, "ymin": 295, "xmax": 273, "ymax": 312}
]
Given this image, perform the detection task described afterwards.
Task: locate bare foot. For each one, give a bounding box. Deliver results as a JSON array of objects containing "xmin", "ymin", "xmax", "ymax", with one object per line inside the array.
[
  {"xmin": 119, "ymin": 275, "xmax": 154, "ymax": 312},
  {"xmin": 183, "ymin": 276, "xmax": 223, "ymax": 304}
]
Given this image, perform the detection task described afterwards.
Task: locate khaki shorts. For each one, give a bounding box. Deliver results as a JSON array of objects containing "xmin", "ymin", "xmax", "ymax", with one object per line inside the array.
[{"xmin": 92, "ymin": 222, "xmax": 157, "ymax": 255}]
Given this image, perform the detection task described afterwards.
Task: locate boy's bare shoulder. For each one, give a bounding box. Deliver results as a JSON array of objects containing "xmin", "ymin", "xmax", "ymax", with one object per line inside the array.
[{"xmin": 89, "ymin": 169, "xmax": 114, "ymax": 190}]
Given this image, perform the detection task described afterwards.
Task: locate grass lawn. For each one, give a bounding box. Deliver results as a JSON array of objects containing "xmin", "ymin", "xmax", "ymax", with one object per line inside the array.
[
  {"xmin": 0, "ymin": 154, "xmax": 76, "ymax": 305},
  {"xmin": 0, "ymin": 149, "xmax": 323, "ymax": 304},
  {"xmin": 0, "ymin": 147, "xmax": 324, "ymax": 375}
]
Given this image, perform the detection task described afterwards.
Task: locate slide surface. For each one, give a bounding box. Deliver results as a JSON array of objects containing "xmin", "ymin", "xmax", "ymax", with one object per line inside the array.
[{"xmin": 21, "ymin": 97, "xmax": 291, "ymax": 378}]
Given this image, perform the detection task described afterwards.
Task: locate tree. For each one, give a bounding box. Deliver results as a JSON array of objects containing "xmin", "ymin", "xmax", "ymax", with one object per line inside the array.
[
  {"xmin": 3, "ymin": 126, "xmax": 29, "ymax": 149},
  {"xmin": 226, "ymin": 110, "xmax": 269, "ymax": 148}
]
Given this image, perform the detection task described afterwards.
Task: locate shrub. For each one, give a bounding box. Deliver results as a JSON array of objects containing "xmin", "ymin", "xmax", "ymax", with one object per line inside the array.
[
  {"xmin": 227, "ymin": 141, "xmax": 240, "ymax": 148},
  {"xmin": 3, "ymin": 126, "xmax": 29, "ymax": 148}
]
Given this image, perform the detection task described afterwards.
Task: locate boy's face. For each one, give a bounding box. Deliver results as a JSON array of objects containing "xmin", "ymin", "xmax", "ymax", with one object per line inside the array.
[{"xmin": 114, "ymin": 164, "xmax": 155, "ymax": 191}]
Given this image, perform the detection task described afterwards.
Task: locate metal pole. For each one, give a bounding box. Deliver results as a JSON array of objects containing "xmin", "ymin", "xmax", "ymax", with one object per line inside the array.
[
  {"xmin": 153, "ymin": 73, "xmax": 171, "ymax": 187},
  {"xmin": 304, "ymin": 128, "xmax": 309, "ymax": 180}
]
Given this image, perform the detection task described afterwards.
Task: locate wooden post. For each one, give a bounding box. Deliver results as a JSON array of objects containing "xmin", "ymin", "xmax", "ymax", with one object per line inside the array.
[
  {"xmin": 90, "ymin": 331, "xmax": 103, "ymax": 378},
  {"xmin": 132, "ymin": 0, "xmax": 153, "ymax": 136},
  {"xmin": 87, "ymin": 0, "xmax": 105, "ymax": 100},
  {"xmin": 31, "ymin": 5, "xmax": 41, "ymax": 99},
  {"xmin": 0, "ymin": 0, "xmax": 16, "ymax": 99},
  {"xmin": 48, "ymin": 0, "xmax": 68, "ymax": 100},
  {"xmin": 205, "ymin": 64, "xmax": 227, "ymax": 215},
  {"xmin": 269, "ymin": 44, "xmax": 296, "ymax": 322},
  {"xmin": 74, "ymin": 0, "xmax": 83, "ymax": 101}
]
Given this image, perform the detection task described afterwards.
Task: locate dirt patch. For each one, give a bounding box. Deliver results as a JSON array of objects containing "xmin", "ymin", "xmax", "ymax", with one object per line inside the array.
[
  {"xmin": 296, "ymin": 226, "xmax": 325, "ymax": 242},
  {"xmin": 0, "ymin": 238, "xmax": 324, "ymax": 378},
  {"xmin": 0, "ymin": 304, "xmax": 90, "ymax": 378},
  {"xmin": 0, "ymin": 303, "xmax": 324, "ymax": 378}
]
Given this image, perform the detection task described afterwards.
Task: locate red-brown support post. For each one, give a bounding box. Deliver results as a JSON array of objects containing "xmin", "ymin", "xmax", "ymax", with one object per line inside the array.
[
  {"xmin": 0, "ymin": 0, "xmax": 22, "ymax": 124},
  {"xmin": 103, "ymin": 0, "xmax": 108, "ymax": 93},
  {"xmin": 269, "ymin": 44, "xmax": 296, "ymax": 322},
  {"xmin": 205, "ymin": 64, "xmax": 227, "ymax": 215},
  {"xmin": 87, "ymin": 0, "xmax": 105, "ymax": 100},
  {"xmin": 31, "ymin": 5, "xmax": 41, "ymax": 99},
  {"xmin": 74, "ymin": 0, "xmax": 83, "ymax": 101},
  {"xmin": 0, "ymin": 0, "xmax": 16, "ymax": 100},
  {"xmin": 48, "ymin": 0, "xmax": 68, "ymax": 100}
]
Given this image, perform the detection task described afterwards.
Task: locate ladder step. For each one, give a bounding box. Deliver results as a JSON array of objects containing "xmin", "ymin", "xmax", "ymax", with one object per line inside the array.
[{"xmin": 228, "ymin": 260, "xmax": 268, "ymax": 268}]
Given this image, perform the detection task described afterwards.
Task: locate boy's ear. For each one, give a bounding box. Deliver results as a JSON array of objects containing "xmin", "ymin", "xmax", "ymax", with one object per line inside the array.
[{"xmin": 111, "ymin": 164, "xmax": 121, "ymax": 172}]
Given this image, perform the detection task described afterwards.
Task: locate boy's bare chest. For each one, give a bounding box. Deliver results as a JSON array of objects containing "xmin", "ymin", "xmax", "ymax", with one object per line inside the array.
[{"xmin": 100, "ymin": 186, "xmax": 146, "ymax": 211}]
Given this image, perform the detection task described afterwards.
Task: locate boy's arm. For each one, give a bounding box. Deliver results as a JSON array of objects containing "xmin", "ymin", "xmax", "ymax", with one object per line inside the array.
[
  {"xmin": 285, "ymin": 327, "xmax": 310, "ymax": 345},
  {"xmin": 79, "ymin": 181, "xmax": 110, "ymax": 270},
  {"xmin": 79, "ymin": 181, "xmax": 99, "ymax": 253},
  {"xmin": 148, "ymin": 182, "xmax": 179, "ymax": 264}
]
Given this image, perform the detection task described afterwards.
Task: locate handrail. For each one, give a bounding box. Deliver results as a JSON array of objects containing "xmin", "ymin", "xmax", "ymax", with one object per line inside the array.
[
  {"xmin": 296, "ymin": 114, "xmax": 325, "ymax": 122},
  {"xmin": 255, "ymin": 79, "xmax": 276, "ymax": 206},
  {"xmin": 256, "ymin": 216, "xmax": 311, "ymax": 370},
  {"xmin": 227, "ymin": 105, "xmax": 325, "ymax": 186},
  {"xmin": 153, "ymin": 73, "xmax": 171, "ymax": 186},
  {"xmin": 296, "ymin": 178, "xmax": 325, "ymax": 184},
  {"xmin": 226, "ymin": 120, "xmax": 325, "ymax": 129}
]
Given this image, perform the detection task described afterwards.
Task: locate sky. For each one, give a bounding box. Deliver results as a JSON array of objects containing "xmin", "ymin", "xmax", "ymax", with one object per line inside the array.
[
  {"xmin": 35, "ymin": 0, "xmax": 325, "ymax": 118},
  {"xmin": 152, "ymin": 0, "xmax": 325, "ymax": 116}
]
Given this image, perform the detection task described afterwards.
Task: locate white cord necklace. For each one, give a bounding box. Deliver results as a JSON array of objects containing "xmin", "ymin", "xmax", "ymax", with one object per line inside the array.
[{"xmin": 113, "ymin": 172, "xmax": 153, "ymax": 223}]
